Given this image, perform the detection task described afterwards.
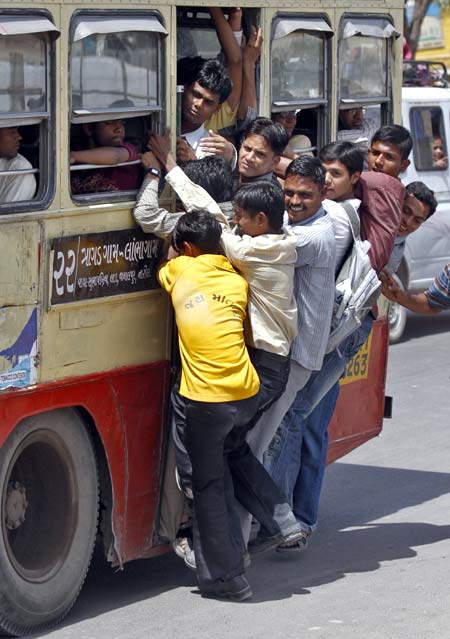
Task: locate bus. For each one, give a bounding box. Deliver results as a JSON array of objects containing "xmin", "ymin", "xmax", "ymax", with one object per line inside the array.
[{"xmin": 0, "ymin": 1, "xmax": 402, "ymax": 635}]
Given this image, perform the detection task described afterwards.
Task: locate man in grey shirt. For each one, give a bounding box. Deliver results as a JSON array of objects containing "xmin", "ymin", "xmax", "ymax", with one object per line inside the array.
[{"xmin": 246, "ymin": 156, "xmax": 336, "ymax": 546}]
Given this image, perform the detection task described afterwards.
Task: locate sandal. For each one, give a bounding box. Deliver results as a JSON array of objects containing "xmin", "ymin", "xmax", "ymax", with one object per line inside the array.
[{"xmin": 276, "ymin": 531, "xmax": 311, "ymax": 553}]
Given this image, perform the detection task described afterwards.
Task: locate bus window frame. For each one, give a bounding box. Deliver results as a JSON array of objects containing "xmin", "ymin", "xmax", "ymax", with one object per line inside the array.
[
  {"xmin": 270, "ymin": 13, "xmax": 332, "ymax": 152},
  {"xmin": 409, "ymin": 105, "xmax": 448, "ymax": 172},
  {"xmin": 337, "ymin": 14, "xmax": 397, "ymax": 133},
  {"xmin": 0, "ymin": 9, "xmax": 57, "ymax": 217},
  {"xmin": 68, "ymin": 9, "xmax": 167, "ymax": 206}
]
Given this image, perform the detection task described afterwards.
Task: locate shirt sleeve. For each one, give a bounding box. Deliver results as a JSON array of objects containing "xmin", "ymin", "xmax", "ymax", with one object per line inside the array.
[
  {"xmin": 356, "ymin": 172, "xmax": 404, "ymax": 273},
  {"xmin": 133, "ymin": 178, "xmax": 182, "ymax": 238},
  {"xmin": 426, "ymin": 263, "xmax": 450, "ymax": 309},
  {"xmin": 123, "ymin": 142, "xmax": 140, "ymax": 161},
  {"xmin": 166, "ymin": 166, "xmax": 230, "ymax": 230}
]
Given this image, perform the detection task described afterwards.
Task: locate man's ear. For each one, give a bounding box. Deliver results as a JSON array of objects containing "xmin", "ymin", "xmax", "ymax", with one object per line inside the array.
[
  {"xmin": 400, "ymin": 158, "xmax": 410, "ymax": 174},
  {"xmin": 256, "ymin": 211, "xmax": 267, "ymax": 227},
  {"xmin": 271, "ymin": 154, "xmax": 281, "ymax": 171},
  {"xmin": 350, "ymin": 171, "xmax": 361, "ymax": 186}
]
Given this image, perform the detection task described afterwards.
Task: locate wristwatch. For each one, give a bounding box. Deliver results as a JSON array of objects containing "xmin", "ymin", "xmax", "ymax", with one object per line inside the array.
[{"xmin": 144, "ymin": 167, "xmax": 161, "ymax": 178}]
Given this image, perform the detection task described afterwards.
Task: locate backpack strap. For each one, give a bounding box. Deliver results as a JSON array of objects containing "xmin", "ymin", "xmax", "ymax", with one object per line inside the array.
[{"xmin": 341, "ymin": 201, "xmax": 361, "ymax": 241}]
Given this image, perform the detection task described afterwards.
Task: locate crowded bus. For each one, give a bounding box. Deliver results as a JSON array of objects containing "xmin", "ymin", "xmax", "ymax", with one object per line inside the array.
[{"xmin": 0, "ymin": 0, "xmax": 405, "ymax": 634}]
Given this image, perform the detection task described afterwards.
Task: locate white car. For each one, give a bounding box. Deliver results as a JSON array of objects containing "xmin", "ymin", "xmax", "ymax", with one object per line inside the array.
[{"xmin": 389, "ymin": 85, "xmax": 450, "ymax": 341}]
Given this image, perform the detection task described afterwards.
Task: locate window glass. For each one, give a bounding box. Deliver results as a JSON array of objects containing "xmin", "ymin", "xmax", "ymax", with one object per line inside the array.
[
  {"xmin": 71, "ymin": 31, "xmax": 160, "ymax": 111},
  {"xmin": 340, "ymin": 35, "xmax": 387, "ymax": 99},
  {"xmin": 177, "ymin": 27, "xmax": 220, "ymax": 60},
  {"xmin": 272, "ymin": 32, "xmax": 324, "ymax": 102},
  {"xmin": 0, "ymin": 34, "xmax": 47, "ymax": 114},
  {"xmin": 410, "ymin": 107, "xmax": 448, "ymax": 171}
]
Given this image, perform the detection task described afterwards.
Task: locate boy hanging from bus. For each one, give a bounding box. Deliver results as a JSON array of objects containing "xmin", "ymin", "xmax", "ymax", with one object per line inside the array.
[{"xmin": 157, "ymin": 210, "xmax": 304, "ymax": 601}]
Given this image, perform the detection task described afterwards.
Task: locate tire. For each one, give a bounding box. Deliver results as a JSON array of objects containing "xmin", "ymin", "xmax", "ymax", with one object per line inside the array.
[
  {"xmin": 0, "ymin": 408, "xmax": 99, "ymax": 637},
  {"xmin": 388, "ymin": 274, "xmax": 408, "ymax": 344}
]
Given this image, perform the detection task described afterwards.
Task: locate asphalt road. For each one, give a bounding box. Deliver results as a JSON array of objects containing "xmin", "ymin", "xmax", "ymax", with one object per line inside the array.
[{"xmin": 34, "ymin": 311, "xmax": 450, "ymax": 639}]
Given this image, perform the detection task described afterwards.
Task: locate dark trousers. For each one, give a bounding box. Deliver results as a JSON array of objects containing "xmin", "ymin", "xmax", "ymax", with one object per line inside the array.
[
  {"xmin": 184, "ymin": 395, "xmax": 257, "ymax": 584},
  {"xmin": 180, "ymin": 391, "xmax": 300, "ymax": 585},
  {"xmin": 172, "ymin": 347, "xmax": 291, "ymax": 489}
]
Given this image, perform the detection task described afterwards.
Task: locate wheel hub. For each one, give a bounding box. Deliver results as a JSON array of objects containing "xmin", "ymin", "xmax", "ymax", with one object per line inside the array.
[{"xmin": 5, "ymin": 481, "xmax": 28, "ymax": 530}]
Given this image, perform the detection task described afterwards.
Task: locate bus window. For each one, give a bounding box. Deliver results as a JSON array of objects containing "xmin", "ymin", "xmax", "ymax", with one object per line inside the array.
[
  {"xmin": 69, "ymin": 13, "xmax": 167, "ymax": 201},
  {"xmin": 338, "ymin": 16, "xmax": 399, "ymax": 149},
  {"xmin": 410, "ymin": 107, "xmax": 448, "ymax": 171},
  {"xmin": 0, "ymin": 14, "xmax": 58, "ymax": 213},
  {"xmin": 270, "ymin": 15, "xmax": 332, "ymax": 152},
  {"xmin": 177, "ymin": 8, "xmax": 221, "ymax": 60}
]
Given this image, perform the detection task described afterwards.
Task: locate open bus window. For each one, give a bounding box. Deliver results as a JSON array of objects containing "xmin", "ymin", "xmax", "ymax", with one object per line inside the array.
[
  {"xmin": 410, "ymin": 107, "xmax": 448, "ymax": 171},
  {"xmin": 271, "ymin": 16, "xmax": 332, "ymax": 153},
  {"xmin": 338, "ymin": 16, "xmax": 399, "ymax": 148},
  {"xmin": 69, "ymin": 13, "xmax": 167, "ymax": 201},
  {"xmin": 0, "ymin": 15, "xmax": 58, "ymax": 213}
]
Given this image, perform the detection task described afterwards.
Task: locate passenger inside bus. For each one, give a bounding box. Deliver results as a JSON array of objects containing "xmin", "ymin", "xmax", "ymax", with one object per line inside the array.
[
  {"xmin": 0, "ymin": 126, "xmax": 36, "ymax": 203},
  {"xmin": 271, "ymin": 111, "xmax": 313, "ymax": 159},
  {"xmin": 70, "ymin": 119, "xmax": 141, "ymax": 194},
  {"xmin": 337, "ymin": 106, "xmax": 378, "ymax": 152},
  {"xmin": 432, "ymin": 135, "xmax": 448, "ymax": 169}
]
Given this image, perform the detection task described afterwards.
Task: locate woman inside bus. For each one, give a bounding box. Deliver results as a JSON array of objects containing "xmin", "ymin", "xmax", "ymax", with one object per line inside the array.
[{"xmin": 70, "ymin": 119, "xmax": 141, "ymax": 194}]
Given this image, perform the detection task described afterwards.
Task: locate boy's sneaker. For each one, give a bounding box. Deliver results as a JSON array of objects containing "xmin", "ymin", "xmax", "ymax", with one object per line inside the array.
[{"xmin": 248, "ymin": 528, "xmax": 307, "ymax": 555}]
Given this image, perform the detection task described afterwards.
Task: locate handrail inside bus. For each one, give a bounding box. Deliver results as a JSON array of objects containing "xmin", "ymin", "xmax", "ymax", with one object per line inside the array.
[
  {"xmin": 0, "ymin": 168, "xmax": 38, "ymax": 176},
  {"xmin": 70, "ymin": 159, "xmax": 141, "ymax": 171}
]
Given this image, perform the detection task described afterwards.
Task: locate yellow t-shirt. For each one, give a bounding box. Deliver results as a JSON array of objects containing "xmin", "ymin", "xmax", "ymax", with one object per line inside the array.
[
  {"xmin": 204, "ymin": 100, "xmax": 238, "ymax": 133},
  {"xmin": 158, "ymin": 254, "xmax": 259, "ymax": 403}
]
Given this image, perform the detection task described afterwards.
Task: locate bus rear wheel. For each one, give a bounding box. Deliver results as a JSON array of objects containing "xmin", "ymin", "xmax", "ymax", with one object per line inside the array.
[{"xmin": 0, "ymin": 409, "xmax": 99, "ymax": 637}]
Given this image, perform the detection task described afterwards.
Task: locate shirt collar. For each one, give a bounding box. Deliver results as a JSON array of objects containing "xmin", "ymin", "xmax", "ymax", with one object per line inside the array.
[{"xmin": 286, "ymin": 205, "xmax": 326, "ymax": 228}]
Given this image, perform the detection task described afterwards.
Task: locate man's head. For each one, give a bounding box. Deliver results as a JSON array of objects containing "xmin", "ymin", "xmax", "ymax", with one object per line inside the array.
[
  {"xmin": 172, "ymin": 210, "xmax": 222, "ymax": 256},
  {"xmin": 284, "ymin": 157, "xmax": 326, "ymax": 224},
  {"xmin": 180, "ymin": 59, "xmax": 232, "ymax": 130},
  {"xmin": 0, "ymin": 127, "xmax": 22, "ymax": 159},
  {"xmin": 398, "ymin": 181, "xmax": 437, "ymax": 237},
  {"xmin": 319, "ymin": 141, "xmax": 364, "ymax": 202},
  {"xmin": 368, "ymin": 124, "xmax": 412, "ymax": 178},
  {"xmin": 232, "ymin": 181, "xmax": 285, "ymax": 236},
  {"xmin": 84, "ymin": 120, "xmax": 125, "ymax": 148},
  {"xmin": 271, "ymin": 110, "xmax": 297, "ymax": 138},
  {"xmin": 184, "ymin": 156, "xmax": 233, "ymax": 203},
  {"xmin": 339, "ymin": 107, "xmax": 365, "ymax": 130},
  {"xmin": 239, "ymin": 118, "xmax": 289, "ymax": 180}
]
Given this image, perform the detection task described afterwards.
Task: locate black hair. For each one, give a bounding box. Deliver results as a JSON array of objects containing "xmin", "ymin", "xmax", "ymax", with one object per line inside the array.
[
  {"xmin": 184, "ymin": 156, "xmax": 233, "ymax": 203},
  {"xmin": 285, "ymin": 156, "xmax": 326, "ymax": 189},
  {"xmin": 319, "ymin": 141, "xmax": 364, "ymax": 175},
  {"xmin": 179, "ymin": 58, "xmax": 232, "ymax": 105},
  {"xmin": 172, "ymin": 210, "xmax": 222, "ymax": 254},
  {"xmin": 233, "ymin": 181, "xmax": 285, "ymax": 231},
  {"xmin": 371, "ymin": 124, "xmax": 413, "ymax": 161},
  {"xmin": 243, "ymin": 117, "xmax": 290, "ymax": 155},
  {"xmin": 405, "ymin": 181, "xmax": 437, "ymax": 218}
]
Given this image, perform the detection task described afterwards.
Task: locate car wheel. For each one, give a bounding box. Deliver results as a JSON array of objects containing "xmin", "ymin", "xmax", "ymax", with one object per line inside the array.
[
  {"xmin": 388, "ymin": 274, "xmax": 407, "ymax": 343},
  {"xmin": 0, "ymin": 408, "xmax": 98, "ymax": 637}
]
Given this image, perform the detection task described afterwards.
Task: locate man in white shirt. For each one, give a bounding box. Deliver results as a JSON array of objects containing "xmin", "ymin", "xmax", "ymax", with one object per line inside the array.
[
  {"xmin": 0, "ymin": 127, "xmax": 36, "ymax": 203},
  {"xmin": 177, "ymin": 59, "xmax": 237, "ymax": 168}
]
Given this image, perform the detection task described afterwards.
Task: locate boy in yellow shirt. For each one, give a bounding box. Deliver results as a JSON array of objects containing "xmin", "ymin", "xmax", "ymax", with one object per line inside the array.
[{"xmin": 158, "ymin": 210, "xmax": 303, "ymax": 601}]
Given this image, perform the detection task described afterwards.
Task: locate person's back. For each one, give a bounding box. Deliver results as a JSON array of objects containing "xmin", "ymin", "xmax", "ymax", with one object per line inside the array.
[{"xmin": 158, "ymin": 210, "xmax": 259, "ymax": 402}]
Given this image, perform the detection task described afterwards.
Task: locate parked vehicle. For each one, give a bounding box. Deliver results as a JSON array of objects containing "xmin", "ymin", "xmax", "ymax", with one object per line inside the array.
[{"xmin": 390, "ymin": 79, "xmax": 450, "ymax": 342}]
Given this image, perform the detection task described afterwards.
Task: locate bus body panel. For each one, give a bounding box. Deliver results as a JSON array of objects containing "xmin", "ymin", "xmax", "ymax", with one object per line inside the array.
[{"xmin": 0, "ymin": 362, "xmax": 170, "ymax": 564}]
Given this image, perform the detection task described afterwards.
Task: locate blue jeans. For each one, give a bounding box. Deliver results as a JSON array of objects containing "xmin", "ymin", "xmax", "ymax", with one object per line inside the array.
[{"xmin": 264, "ymin": 314, "xmax": 374, "ymax": 532}]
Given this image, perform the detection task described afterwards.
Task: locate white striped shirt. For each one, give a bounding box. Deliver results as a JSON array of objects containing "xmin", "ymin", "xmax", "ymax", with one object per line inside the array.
[{"xmin": 287, "ymin": 208, "xmax": 336, "ymax": 371}]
